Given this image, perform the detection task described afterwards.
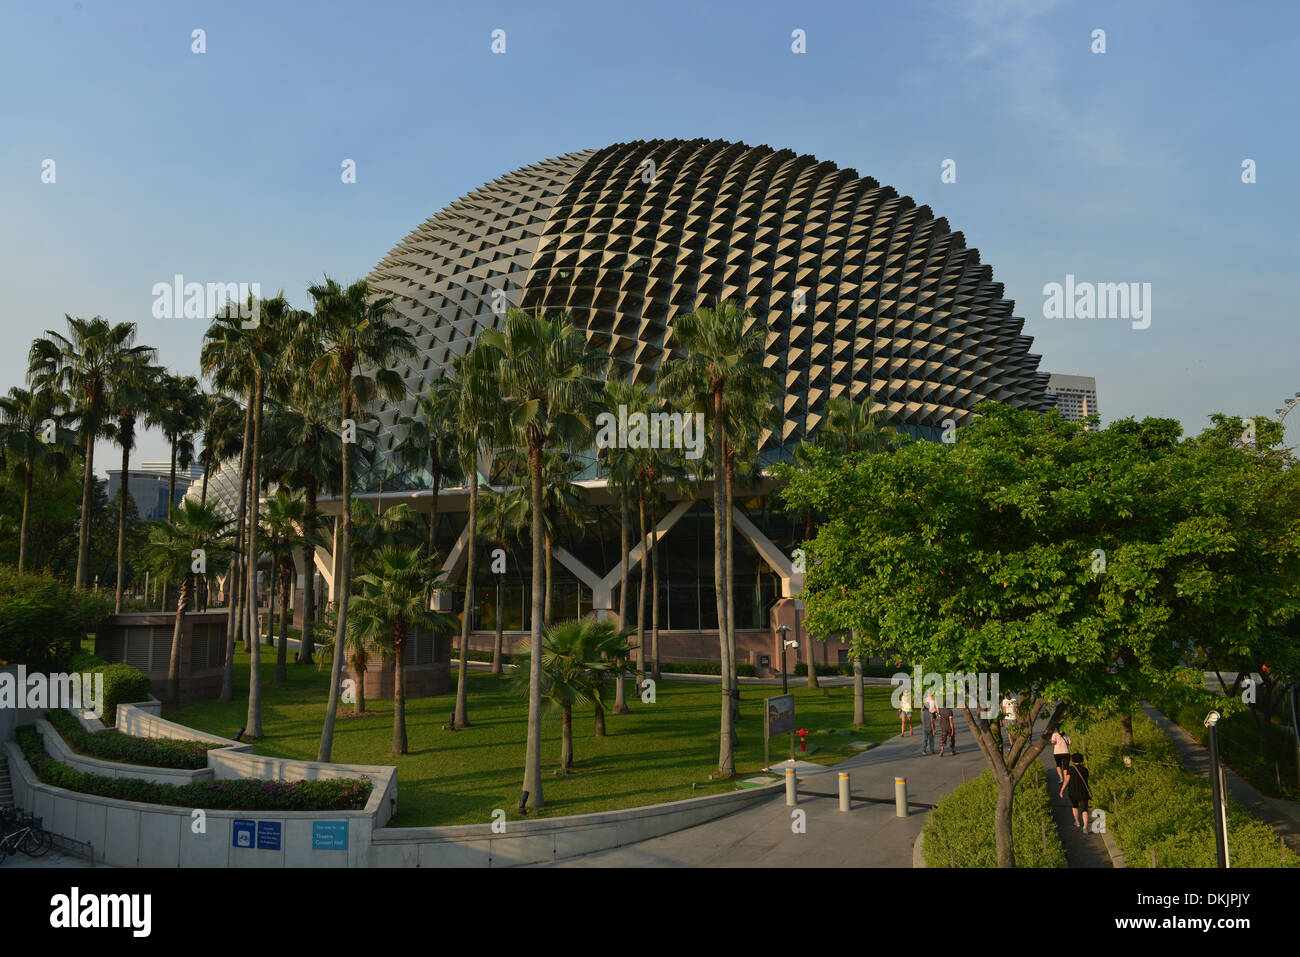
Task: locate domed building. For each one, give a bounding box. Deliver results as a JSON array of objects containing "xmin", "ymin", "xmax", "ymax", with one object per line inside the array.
[{"xmin": 216, "ymin": 139, "xmax": 1052, "ymax": 673}]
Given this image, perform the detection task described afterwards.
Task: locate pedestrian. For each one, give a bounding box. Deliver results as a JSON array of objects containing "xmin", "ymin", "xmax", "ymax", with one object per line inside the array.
[
  {"xmin": 899, "ymin": 686, "xmax": 913, "ymax": 736},
  {"xmin": 1050, "ymin": 727, "xmax": 1072, "ymax": 782},
  {"xmin": 1001, "ymin": 692, "xmax": 1019, "ymax": 751},
  {"xmin": 919, "ymin": 700, "xmax": 935, "ymax": 755},
  {"xmin": 937, "ymin": 702, "xmax": 957, "ymax": 755},
  {"xmin": 1060, "ymin": 752, "xmax": 1093, "ymax": 830}
]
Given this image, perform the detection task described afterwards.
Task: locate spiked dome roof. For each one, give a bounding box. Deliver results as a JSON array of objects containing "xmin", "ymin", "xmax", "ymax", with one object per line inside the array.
[{"xmin": 365, "ymin": 137, "xmax": 1051, "ymax": 462}]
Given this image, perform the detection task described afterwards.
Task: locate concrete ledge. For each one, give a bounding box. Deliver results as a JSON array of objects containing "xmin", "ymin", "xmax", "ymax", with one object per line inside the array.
[
  {"xmin": 116, "ymin": 703, "xmax": 248, "ymax": 748},
  {"xmin": 368, "ymin": 780, "xmax": 784, "ymax": 867},
  {"xmin": 210, "ymin": 751, "xmax": 397, "ymax": 828},
  {"xmin": 35, "ymin": 718, "xmax": 214, "ymax": 785}
]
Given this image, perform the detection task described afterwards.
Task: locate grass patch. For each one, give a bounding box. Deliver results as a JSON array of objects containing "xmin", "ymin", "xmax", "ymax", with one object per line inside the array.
[
  {"xmin": 1075, "ymin": 711, "xmax": 1298, "ymax": 868},
  {"xmin": 164, "ymin": 648, "xmax": 899, "ymax": 826},
  {"xmin": 922, "ymin": 764, "xmax": 1067, "ymax": 868}
]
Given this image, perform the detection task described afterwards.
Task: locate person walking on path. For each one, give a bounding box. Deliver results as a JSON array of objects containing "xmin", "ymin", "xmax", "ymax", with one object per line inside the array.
[
  {"xmin": 899, "ymin": 686, "xmax": 913, "ymax": 736},
  {"xmin": 1051, "ymin": 728, "xmax": 1072, "ymax": 781},
  {"xmin": 1000, "ymin": 692, "xmax": 1019, "ymax": 751},
  {"xmin": 1060, "ymin": 752, "xmax": 1093, "ymax": 831},
  {"xmin": 937, "ymin": 703, "xmax": 957, "ymax": 755},
  {"xmin": 919, "ymin": 697, "xmax": 936, "ymax": 755}
]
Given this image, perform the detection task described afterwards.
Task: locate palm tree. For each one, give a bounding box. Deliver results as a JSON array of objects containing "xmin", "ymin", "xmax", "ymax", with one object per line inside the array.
[
  {"xmin": 261, "ymin": 382, "xmax": 345, "ymax": 665},
  {"xmin": 196, "ymin": 393, "xmax": 244, "ymax": 508},
  {"xmin": 479, "ymin": 486, "xmax": 527, "ymax": 675},
  {"xmin": 657, "ymin": 299, "xmax": 771, "ymax": 779},
  {"xmin": 139, "ymin": 500, "xmax": 233, "ymax": 703},
  {"xmin": 511, "ymin": 617, "xmax": 629, "ymax": 772},
  {"xmin": 482, "ymin": 308, "xmax": 601, "ymax": 808},
  {"xmin": 306, "ymin": 277, "xmax": 415, "ymax": 762},
  {"xmin": 434, "ymin": 346, "xmax": 499, "ymax": 729},
  {"xmin": 0, "ymin": 386, "xmax": 74, "ymax": 573},
  {"xmin": 156, "ymin": 374, "xmax": 203, "ymax": 522},
  {"xmin": 395, "ymin": 388, "xmax": 461, "ymax": 566},
  {"xmin": 589, "ymin": 619, "xmax": 637, "ymax": 737},
  {"xmin": 348, "ymin": 546, "xmax": 456, "ymax": 754},
  {"xmin": 105, "ymin": 354, "xmax": 163, "ymax": 612},
  {"xmin": 28, "ymin": 317, "xmax": 155, "ymax": 592},
  {"xmin": 599, "ymin": 376, "xmax": 642, "ymax": 714},
  {"xmin": 260, "ymin": 489, "xmax": 319, "ymax": 683}
]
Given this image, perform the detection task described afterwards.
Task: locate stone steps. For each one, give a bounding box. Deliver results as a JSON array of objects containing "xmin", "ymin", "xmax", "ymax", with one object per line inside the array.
[{"xmin": 0, "ymin": 753, "xmax": 13, "ymax": 808}]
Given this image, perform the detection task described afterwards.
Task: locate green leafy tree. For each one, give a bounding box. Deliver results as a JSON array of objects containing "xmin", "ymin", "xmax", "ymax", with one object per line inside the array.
[{"xmin": 0, "ymin": 386, "xmax": 75, "ymax": 573}]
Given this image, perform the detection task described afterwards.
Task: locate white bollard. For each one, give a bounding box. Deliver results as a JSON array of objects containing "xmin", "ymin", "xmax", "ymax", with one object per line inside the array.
[
  {"xmin": 786, "ymin": 768, "xmax": 798, "ymax": 806},
  {"xmin": 838, "ymin": 772, "xmax": 850, "ymax": 812},
  {"xmin": 895, "ymin": 776, "xmax": 908, "ymax": 818}
]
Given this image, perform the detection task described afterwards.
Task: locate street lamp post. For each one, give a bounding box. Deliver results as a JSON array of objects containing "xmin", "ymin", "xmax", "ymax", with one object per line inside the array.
[
  {"xmin": 1204, "ymin": 710, "xmax": 1230, "ymax": 868},
  {"xmin": 775, "ymin": 624, "xmax": 792, "ymax": 695}
]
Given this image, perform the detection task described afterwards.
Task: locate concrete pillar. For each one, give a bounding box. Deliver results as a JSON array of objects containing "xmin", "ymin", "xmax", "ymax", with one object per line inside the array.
[
  {"xmin": 895, "ymin": 776, "xmax": 908, "ymax": 818},
  {"xmin": 785, "ymin": 768, "xmax": 798, "ymax": 807},
  {"xmin": 838, "ymin": 772, "xmax": 851, "ymax": 812}
]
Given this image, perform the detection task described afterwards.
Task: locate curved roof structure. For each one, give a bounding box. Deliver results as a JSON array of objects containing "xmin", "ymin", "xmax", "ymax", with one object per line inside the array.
[{"xmin": 366, "ymin": 138, "xmax": 1051, "ymax": 466}]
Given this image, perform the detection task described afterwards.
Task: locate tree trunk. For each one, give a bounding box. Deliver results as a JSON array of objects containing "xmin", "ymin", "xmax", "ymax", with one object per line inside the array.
[
  {"xmin": 544, "ymin": 532, "xmax": 553, "ymax": 627},
  {"xmin": 318, "ymin": 379, "xmax": 353, "ymax": 762},
  {"xmin": 853, "ymin": 655, "xmax": 864, "ymax": 727},
  {"xmin": 492, "ymin": 569, "xmax": 504, "ymax": 675},
  {"xmin": 651, "ymin": 500, "xmax": 661, "ymax": 683},
  {"xmin": 454, "ymin": 472, "xmax": 477, "ymax": 728},
  {"xmin": 220, "ymin": 397, "xmax": 254, "ymax": 702},
  {"xmin": 75, "ymin": 429, "xmax": 94, "ymax": 590},
  {"xmin": 352, "ymin": 653, "xmax": 367, "ymax": 714},
  {"xmin": 1119, "ymin": 712, "xmax": 1134, "ymax": 754},
  {"xmin": 994, "ymin": 778, "xmax": 1015, "ymax": 868},
  {"xmin": 636, "ymin": 481, "xmax": 647, "ymax": 683},
  {"xmin": 595, "ymin": 698, "xmax": 606, "ymax": 737},
  {"xmin": 725, "ymin": 452, "xmax": 739, "ymax": 735},
  {"xmin": 561, "ymin": 706, "xmax": 573, "ymax": 771},
  {"xmin": 392, "ymin": 626, "xmax": 408, "ymax": 754},
  {"xmin": 299, "ymin": 478, "xmax": 318, "ymax": 664},
  {"xmin": 523, "ymin": 437, "xmax": 546, "ymax": 807},
  {"xmin": 166, "ymin": 574, "xmax": 192, "ymax": 704},
  {"xmin": 200, "ymin": 451, "xmax": 210, "ymax": 507},
  {"xmin": 613, "ymin": 488, "xmax": 630, "ymax": 714},
  {"xmin": 18, "ymin": 466, "xmax": 32, "ymax": 574},
  {"xmin": 275, "ymin": 556, "xmax": 291, "ymax": 683},
  {"xmin": 245, "ymin": 377, "xmax": 264, "ymax": 739},
  {"xmin": 168, "ymin": 439, "xmax": 177, "ymax": 522},
  {"xmin": 805, "ymin": 624, "xmax": 819, "ymax": 688},
  {"xmin": 712, "ymin": 382, "xmax": 734, "ymax": 778},
  {"xmin": 114, "ymin": 420, "xmax": 131, "ymax": 613}
]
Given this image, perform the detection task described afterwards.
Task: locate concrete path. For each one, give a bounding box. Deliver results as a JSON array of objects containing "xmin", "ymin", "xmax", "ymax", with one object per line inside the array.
[
  {"xmin": 1143, "ymin": 703, "xmax": 1300, "ymax": 853},
  {"xmin": 1038, "ymin": 746, "xmax": 1113, "ymax": 867},
  {"xmin": 538, "ymin": 724, "xmax": 987, "ymax": 867}
]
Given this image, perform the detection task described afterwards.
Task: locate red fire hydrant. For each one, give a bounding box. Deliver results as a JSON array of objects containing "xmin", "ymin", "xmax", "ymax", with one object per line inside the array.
[{"xmin": 796, "ymin": 728, "xmax": 810, "ymax": 752}]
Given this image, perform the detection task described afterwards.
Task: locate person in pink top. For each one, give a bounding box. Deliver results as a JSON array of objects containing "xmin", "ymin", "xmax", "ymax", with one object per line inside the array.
[{"xmin": 1050, "ymin": 728, "xmax": 1072, "ymax": 781}]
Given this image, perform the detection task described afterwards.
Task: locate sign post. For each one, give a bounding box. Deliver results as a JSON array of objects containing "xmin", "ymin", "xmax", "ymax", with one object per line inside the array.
[{"xmin": 765, "ymin": 693, "xmax": 795, "ymax": 771}]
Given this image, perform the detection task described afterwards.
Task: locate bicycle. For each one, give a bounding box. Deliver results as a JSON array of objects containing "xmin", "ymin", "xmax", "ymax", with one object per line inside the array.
[{"xmin": 0, "ymin": 810, "xmax": 54, "ymax": 862}]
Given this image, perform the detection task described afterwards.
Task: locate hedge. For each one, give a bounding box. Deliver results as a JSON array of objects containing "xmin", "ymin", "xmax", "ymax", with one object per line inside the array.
[
  {"xmin": 15, "ymin": 725, "xmax": 372, "ymax": 811},
  {"xmin": 1075, "ymin": 711, "xmax": 1298, "ymax": 868},
  {"xmin": 922, "ymin": 764, "xmax": 1067, "ymax": 868},
  {"xmin": 794, "ymin": 662, "xmax": 903, "ymax": 678},
  {"xmin": 45, "ymin": 708, "xmax": 213, "ymax": 770},
  {"xmin": 659, "ymin": 661, "xmax": 758, "ymax": 677},
  {"xmin": 0, "ymin": 566, "xmax": 113, "ymax": 667},
  {"xmin": 82, "ymin": 662, "xmax": 152, "ymax": 725}
]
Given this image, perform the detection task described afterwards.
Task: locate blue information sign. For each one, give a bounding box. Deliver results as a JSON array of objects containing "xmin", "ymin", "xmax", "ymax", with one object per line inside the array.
[
  {"xmin": 256, "ymin": 820, "xmax": 282, "ymax": 850},
  {"xmin": 313, "ymin": 820, "xmax": 349, "ymax": 850},
  {"xmin": 232, "ymin": 819, "xmax": 255, "ymax": 849}
]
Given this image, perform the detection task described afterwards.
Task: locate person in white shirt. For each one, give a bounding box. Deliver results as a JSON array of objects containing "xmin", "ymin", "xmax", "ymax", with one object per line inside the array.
[
  {"xmin": 1000, "ymin": 693, "xmax": 1019, "ymax": 751},
  {"xmin": 899, "ymin": 687, "xmax": 913, "ymax": 736}
]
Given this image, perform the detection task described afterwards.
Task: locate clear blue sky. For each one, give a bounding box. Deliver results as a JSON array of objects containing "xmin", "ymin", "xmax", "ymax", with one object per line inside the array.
[{"xmin": 2, "ymin": 0, "xmax": 1297, "ymax": 471}]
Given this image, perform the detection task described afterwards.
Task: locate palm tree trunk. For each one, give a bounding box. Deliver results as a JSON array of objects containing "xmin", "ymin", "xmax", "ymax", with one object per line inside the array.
[
  {"xmin": 200, "ymin": 451, "xmax": 210, "ymax": 507},
  {"xmin": 492, "ymin": 567, "xmax": 504, "ymax": 675},
  {"xmin": 595, "ymin": 698, "xmax": 606, "ymax": 737},
  {"xmin": 220, "ymin": 402, "xmax": 251, "ymax": 702},
  {"xmin": 853, "ymin": 651, "xmax": 865, "ymax": 727},
  {"xmin": 18, "ymin": 466, "xmax": 32, "ymax": 574},
  {"xmin": 712, "ymin": 383, "xmax": 734, "ymax": 778},
  {"xmin": 636, "ymin": 481, "xmax": 647, "ymax": 682},
  {"xmin": 393, "ymin": 626, "xmax": 408, "ymax": 754},
  {"xmin": 523, "ymin": 437, "xmax": 546, "ymax": 807},
  {"xmin": 352, "ymin": 653, "xmax": 367, "ymax": 714},
  {"xmin": 275, "ymin": 556, "xmax": 290, "ymax": 683},
  {"xmin": 650, "ymin": 501, "xmax": 661, "ymax": 683},
  {"xmin": 805, "ymin": 620, "xmax": 819, "ymax": 688},
  {"xmin": 318, "ymin": 381, "xmax": 353, "ymax": 762},
  {"xmin": 544, "ymin": 532, "xmax": 553, "ymax": 626},
  {"xmin": 613, "ymin": 489, "xmax": 630, "ymax": 714},
  {"xmin": 561, "ymin": 706, "xmax": 573, "ymax": 771},
  {"xmin": 245, "ymin": 376, "xmax": 265, "ymax": 739},
  {"xmin": 166, "ymin": 574, "xmax": 192, "ymax": 704},
  {"xmin": 299, "ymin": 478, "xmax": 318, "ymax": 664},
  {"xmin": 168, "ymin": 439, "xmax": 177, "ymax": 522},
  {"xmin": 75, "ymin": 428, "xmax": 94, "ymax": 590},
  {"xmin": 114, "ymin": 422, "xmax": 131, "ymax": 613},
  {"xmin": 454, "ymin": 471, "xmax": 476, "ymax": 728},
  {"xmin": 725, "ymin": 452, "xmax": 739, "ymax": 736}
]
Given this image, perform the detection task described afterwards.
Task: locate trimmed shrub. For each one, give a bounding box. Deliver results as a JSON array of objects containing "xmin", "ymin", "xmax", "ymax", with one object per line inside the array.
[
  {"xmin": 657, "ymin": 661, "xmax": 757, "ymax": 677},
  {"xmin": 68, "ymin": 651, "xmax": 109, "ymax": 672},
  {"xmin": 85, "ymin": 663, "xmax": 152, "ymax": 725},
  {"xmin": 1075, "ymin": 711, "xmax": 1298, "ymax": 868},
  {"xmin": 45, "ymin": 708, "xmax": 213, "ymax": 770},
  {"xmin": 16, "ymin": 725, "xmax": 371, "ymax": 811},
  {"xmin": 0, "ymin": 566, "xmax": 113, "ymax": 667},
  {"xmin": 922, "ymin": 765, "xmax": 1066, "ymax": 868},
  {"xmin": 793, "ymin": 662, "xmax": 900, "ymax": 678}
]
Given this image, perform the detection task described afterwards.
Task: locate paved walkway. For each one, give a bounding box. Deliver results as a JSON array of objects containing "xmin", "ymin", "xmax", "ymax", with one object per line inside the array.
[
  {"xmin": 1038, "ymin": 745, "xmax": 1113, "ymax": 867},
  {"xmin": 538, "ymin": 725, "xmax": 987, "ymax": 867},
  {"xmin": 1143, "ymin": 703, "xmax": 1300, "ymax": 853}
]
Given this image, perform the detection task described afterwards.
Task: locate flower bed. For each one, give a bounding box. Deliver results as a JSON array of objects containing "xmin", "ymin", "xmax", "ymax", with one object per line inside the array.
[{"xmin": 45, "ymin": 708, "xmax": 212, "ymax": 769}]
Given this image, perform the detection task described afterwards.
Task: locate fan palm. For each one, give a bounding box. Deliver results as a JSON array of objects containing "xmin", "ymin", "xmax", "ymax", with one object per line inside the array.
[
  {"xmin": 482, "ymin": 308, "xmax": 602, "ymax": 808},
  {"xmin": 395, "ymin": 387, "xmax": 462, "ymax": 564},
  {"xmin": 0, "ymin": 386, "xmax": 75, "ymax": 573},
  {"xmin": 104, "ymin": 354, "xmax": 164, "ymax": 612},
  {"xmin": 28, "ymin": 317, "xmax": 155, "ymax": 591},
  {"xmin": 305, "ymin": 276, "xmax": 415, "ymax": 762},
  {"xmin": 479, "ymin": 485, "xmax": 527, "ymax": 675},
  {"xmin": 260, "ymin": 489, "xmax": 321, "ymax": 683},
  {"xmin": 598, "ymin": 376, "xmax": 642, "ymax": 714},
  {"xmin": 139, "ymin": 500, "xmax": 233, "ymax": 703}
]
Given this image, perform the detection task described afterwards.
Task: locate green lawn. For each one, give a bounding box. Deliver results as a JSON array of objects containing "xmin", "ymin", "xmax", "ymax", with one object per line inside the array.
[{"xmin": 164, "ymin": 646, "xmax": 899, "ymax": 826}]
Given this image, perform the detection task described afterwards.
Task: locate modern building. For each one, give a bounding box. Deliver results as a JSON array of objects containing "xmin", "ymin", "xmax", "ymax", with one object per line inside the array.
[
  {"xmin": 106, "ymin": 461, "xmax": 205, "ymax": 522},
  {"xmin": 1045, "ymin": 373, "xmax": 1099, "ymax": 424},
  {"xmin": 203, "ymin": 138, "xmax": 1055, "ymax": 672}
]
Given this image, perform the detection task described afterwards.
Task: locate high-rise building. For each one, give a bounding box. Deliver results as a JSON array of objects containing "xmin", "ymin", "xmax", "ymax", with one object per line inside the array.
[{"xmin": 1046, "ymin": 373, "xmax": 1099, "ymax": 424}]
